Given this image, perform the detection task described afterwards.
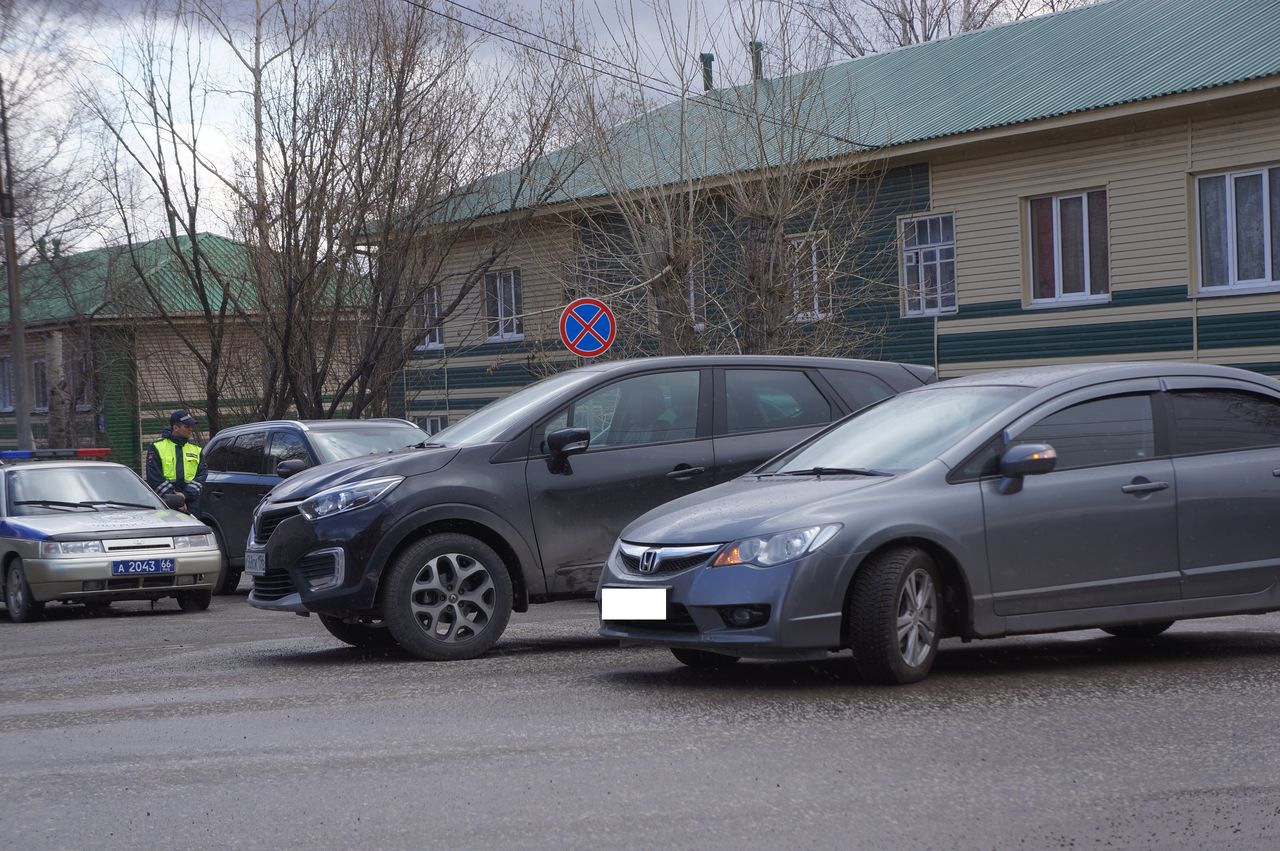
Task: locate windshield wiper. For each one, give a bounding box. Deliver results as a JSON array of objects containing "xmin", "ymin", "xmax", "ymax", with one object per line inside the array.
[
  {"xmin": 13, "ymin": 499, "xmax": 98, "ymax": 511},
  {"xmin": 79, "ymin": 500, "xmax": 160, "ymax": 510},
  {"xmin": 763, "ymin": 466, "xmax": 893, "ymax": 478},
  {"xmin": 409, "ymin": 441, "xmax": 446, "ymax": 449}
]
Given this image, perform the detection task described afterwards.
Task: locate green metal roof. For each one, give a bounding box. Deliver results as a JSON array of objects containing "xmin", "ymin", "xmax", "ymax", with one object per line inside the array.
[
  {"xmin": 457, "ymin": 0, "xmax": 1280, "ymax": 217},
  {"xmin": 0, "ymin": 233, "xmax": 254, "ymax": 327}
]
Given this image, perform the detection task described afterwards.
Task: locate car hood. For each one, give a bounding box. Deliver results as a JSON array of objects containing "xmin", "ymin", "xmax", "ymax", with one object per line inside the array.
[
  {"xmin": 5, "ymin": 509, "xmax": 211, "ymax": 542},
  {"xmin": 622, "ymin": 474, "xmax": 896, "ymax": 545},
  {"xmin": 266, "ymin": 446, "xmax": 460, "ymax": 503}
]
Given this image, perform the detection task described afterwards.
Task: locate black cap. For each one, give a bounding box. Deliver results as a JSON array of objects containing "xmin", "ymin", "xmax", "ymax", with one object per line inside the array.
[{"xmin": 170, "ymin": 409, "xmax": 197, "ymax": 426}]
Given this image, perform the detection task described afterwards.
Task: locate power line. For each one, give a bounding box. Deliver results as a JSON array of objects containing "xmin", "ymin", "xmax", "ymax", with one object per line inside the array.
[{"xmin": 397, "ymin": 0, "xmax": 875, "ymax": 152}]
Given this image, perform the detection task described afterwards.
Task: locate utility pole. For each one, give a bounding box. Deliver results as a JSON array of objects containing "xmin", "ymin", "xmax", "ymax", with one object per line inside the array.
[{"xmin": 0, "ymin": 73, "xmax": 34, "ymax": 449}]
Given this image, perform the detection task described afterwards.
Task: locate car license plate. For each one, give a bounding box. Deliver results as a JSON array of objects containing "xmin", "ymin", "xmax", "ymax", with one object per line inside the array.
[
  {"xmin": 111, "ymin": 558, "xmax": 176, "ymax": 576},
  {"xmin": 601, "ymin": 586, "xmax": 668, "ymax": 621},
  {"xmin": 245, "ymin": 551, "xmax": 267, "ymax": 577}
]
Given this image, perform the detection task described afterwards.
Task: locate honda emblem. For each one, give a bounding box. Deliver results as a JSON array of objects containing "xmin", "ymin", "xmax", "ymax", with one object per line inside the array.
[{"xmin": 638, "ymin": 549, "xmax": 660, "ymax": 574}]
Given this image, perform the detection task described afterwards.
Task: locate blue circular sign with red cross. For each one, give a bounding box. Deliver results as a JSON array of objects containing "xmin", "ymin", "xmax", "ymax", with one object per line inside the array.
[{"xmin": 559, "ymin": 297, "xmax": 616, "ymax": 358}]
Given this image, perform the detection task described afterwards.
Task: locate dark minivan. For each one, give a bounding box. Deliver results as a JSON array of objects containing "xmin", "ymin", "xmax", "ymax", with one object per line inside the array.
[
  {"xmin": 199, "ymin": 418, "xmax": 429, "ymax": 592},
  {"xmin": 244, "ymin": 356, "xmax": 934, "ymax": 658}
]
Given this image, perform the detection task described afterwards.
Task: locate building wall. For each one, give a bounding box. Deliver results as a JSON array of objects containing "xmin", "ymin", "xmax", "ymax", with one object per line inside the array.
[{"xmin": 920, "ymin": 100, "xmax": 1280, "ymax": 376}]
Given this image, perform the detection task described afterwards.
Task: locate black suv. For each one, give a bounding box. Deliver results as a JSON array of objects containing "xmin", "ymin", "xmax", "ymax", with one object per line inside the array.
[
  {"xmin": 199, "ymin": 418, "xmax": 429, "ymax": 592},
  {"xmin": 245, "ymin": 356, "xmax": 934, "ymax": 658}
]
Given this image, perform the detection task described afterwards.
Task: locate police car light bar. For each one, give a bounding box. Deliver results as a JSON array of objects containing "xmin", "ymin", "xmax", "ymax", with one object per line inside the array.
[{"xmin": 0, "ymin": 448, "xmax": 112, "ymax": 460}]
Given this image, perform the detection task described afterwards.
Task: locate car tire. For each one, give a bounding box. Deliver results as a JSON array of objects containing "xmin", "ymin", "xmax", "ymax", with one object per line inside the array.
[
  {"xmin": 176, "ymin": 589, "xmax": 213, "ymax": 612},
  {"xmin": 382, "ymin": 533, "xmax": 513, "ymax": 661},
  {"xmin": 670, "ymin": 647, "xmax": 739, "ymax": 669},
  {"xmin": 319, "ymin": 614, "xmax": 400, "ymax": 649},
  {"xmin": 847, "ymin": 546, "xmax": 942, "ymax": 685},
  {"xmin": 4, "ymin": 559, "xmax": 44, "ymax": 623},
  {"xmin": 1102, "ymin": 621, "xmax": 1174, "ymax": 639},
  {"xmin": 209, "ymin": 527, "xmax": 241, "ymax": 596}
]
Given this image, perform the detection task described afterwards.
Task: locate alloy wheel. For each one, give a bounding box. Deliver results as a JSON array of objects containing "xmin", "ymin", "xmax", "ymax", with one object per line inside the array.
[
  {"xmin": 408, "ymin": 553, "xmax": 497, "ymax": 643},
  {"xmin": 896, "ymin": 567, "xmax": 937, "ymax": 668}
]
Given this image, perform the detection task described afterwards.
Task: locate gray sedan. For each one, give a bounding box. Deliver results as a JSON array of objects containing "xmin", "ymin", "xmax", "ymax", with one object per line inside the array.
[{"xmin": 599, "ymin": 362, "xmax": 1280, "ymax": 683}]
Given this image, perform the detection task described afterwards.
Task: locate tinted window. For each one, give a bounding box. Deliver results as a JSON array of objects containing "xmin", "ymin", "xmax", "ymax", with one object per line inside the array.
[
  {"xmin": 204, "ymin": 438, "xmax": 233, "ymax": 472},
  {"xmin": 725, "ymin": 369, "xmax": 830, "ymax": 434},
  {"xmin": 820, "ymin": 369, "xmax": 893, "ymax": 411},
  {"xmin": 1016, "ymin": 394, "xmax": 1155, "ymax": 471},
  {"xmin": 1171, "ymin": 390, "xmax": 1280, "ymax": 454},
  {"xmin": 267, "ymin": 431, "xmax": 311, "ymax": 469},
  {"xmin": 561, "ymin": 371, "xmax": 700, "ymax": 450},
  {"xmin": 225, "ymin": 431, "xmax": 267, "ymax": 474}
]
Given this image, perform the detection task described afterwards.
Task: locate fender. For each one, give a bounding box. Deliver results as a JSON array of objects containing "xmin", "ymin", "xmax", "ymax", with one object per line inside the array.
[
  {"xmin": 366, "ymin": 502, "xmax": 547, "ymax": 599},
  {"xmin": 839, "ymin": 521, "xmax": 1003, "ymax": 638}
]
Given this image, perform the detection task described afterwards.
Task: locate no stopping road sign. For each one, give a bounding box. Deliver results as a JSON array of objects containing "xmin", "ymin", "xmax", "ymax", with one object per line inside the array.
[{"xmin": 559, "ymin": 298, "xmax": 616, "ymax": 357}]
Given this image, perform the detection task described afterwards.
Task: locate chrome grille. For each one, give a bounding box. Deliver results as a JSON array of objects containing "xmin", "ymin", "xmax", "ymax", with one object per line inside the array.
[{"xmin": 618, "ymin": 543, "xmax": 720, "ymax": 576}]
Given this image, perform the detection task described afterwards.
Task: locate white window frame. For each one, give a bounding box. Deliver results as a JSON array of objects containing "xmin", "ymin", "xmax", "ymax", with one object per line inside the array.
[
  {"xmin": 786, "ymin": 232, "xmax": 830, "ymax": 323},
  {"xmin": 418, "ymin": 285, "xmax": 444, "ymax": 350},
  {"xmin": 31, "ymin": 357, "xmax": 48, "ymax": 413},
  {"xmin": 1028, "ymin": 190, "xmax": 1110, "ymax": 306},
  {"xmin": 900, "ymin": 213, "xmax": 956, "ymax": 317},
  {"xmin": 484, "ymin": 269, "xmax": 523, "ymax": 342},
  {"xmin": 1195, "ymin": 166, "xmax": 1278, "ymax": 293},
  {"xmin": 422, "ymin": 415, "xmax": 448, "ymax": 435},
  {"xmin": 0, "ymin": 356, "xmax": 12, "ymax": 412}
]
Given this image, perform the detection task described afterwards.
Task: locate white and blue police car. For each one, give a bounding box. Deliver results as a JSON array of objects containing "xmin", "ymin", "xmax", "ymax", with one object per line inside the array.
[{"xmin": 1, "ymin": 449, "xmax": 222, "ymax": 622}]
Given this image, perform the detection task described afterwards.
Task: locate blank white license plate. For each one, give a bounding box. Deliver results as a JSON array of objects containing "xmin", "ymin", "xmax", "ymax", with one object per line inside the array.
[
  {"xmin": 245, "ymin": 551, "xmax": 267, "ymax": 577},
  {"xmin": 601, "ymin": 586, "xmax": 668, "ymax": 621}
]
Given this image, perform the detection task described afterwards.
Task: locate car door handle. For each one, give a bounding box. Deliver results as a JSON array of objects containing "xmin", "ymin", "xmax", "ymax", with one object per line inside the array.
[
  {"xmin": 1273, "ymin": 469, "xmax": 1280, "ymax": 478},
  {"xmin": 667, "ymin": 465, "xmax": 706, "ymax": 480},
  {"xmin": 1121, "ymin": 480, "xmax": 1169, "ymax": 494}
]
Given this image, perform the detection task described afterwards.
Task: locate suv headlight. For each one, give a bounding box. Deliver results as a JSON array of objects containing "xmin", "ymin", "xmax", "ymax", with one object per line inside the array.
[
  {"xmin": 711, "ymin": 525, "xmax": 841, "ymax": 568},
  {"xmin": 174, "ymin": 533, "xmax": 216, "ymax": 550},
  {"xmin": 299, "ymin": 476, "xmax": 404, "ymax": 521},
  {"xmin": 39, "ymin": 540, "xmax": 104, "ymax": 557}
]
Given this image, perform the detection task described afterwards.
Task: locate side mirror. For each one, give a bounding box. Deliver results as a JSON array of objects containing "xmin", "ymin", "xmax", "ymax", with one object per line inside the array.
[
  {"xmin": 997, "ymin": 443, "xmax": 1057, "ymax": 494},
  {"xmin": 276, "ymin": 459, "xmax": 309, "ymax": 479},
  {"xmin": 545, "ymin": 427, "xmax": 590, "ymax": 474}
]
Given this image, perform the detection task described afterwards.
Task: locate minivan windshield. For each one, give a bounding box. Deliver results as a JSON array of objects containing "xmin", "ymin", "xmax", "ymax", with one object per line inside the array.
[
  {"xmin": 760, "ymin": 385, "xmax": 1026, "ymax": 475},
  {"xmin": 7, "ymin": 466, "xmax": 165, "ymax": 515},
  {"xmin": 429, "ymin": 370, "xmax": 601, "ymax": 447},
  {"xmin": 310, "ymin": 425, "xmax": 430, "ymax": 463}
]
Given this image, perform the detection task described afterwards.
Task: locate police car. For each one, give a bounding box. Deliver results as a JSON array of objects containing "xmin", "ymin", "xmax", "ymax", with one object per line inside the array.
[{"xmin": 0, "ymin": 449, "xmax": 223, "ymax": 622}]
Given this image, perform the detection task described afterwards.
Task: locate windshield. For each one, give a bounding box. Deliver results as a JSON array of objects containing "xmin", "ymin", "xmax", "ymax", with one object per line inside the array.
[
  {"xmin": 309, "ymin": 425, "xmax": 430, "ymax": 463},
  {"xmin": 6, "ymin": 466, "xmax": 165, "ymax": 515},
  {"xmin": 761, "ymin": 385, "xmax": 1027, "ymax": 475},
  {"xmin": 429, "ymin": 370, "xmax": 601, "ymax": 447}
]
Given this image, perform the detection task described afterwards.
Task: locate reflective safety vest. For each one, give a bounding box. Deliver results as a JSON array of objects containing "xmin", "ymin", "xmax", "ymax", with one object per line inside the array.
[{"xmin": 154, "ymin": 438, "xmax": 202, "ymax": 483}]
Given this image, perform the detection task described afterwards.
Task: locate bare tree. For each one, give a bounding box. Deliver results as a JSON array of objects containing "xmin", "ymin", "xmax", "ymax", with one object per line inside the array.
[
  {"xmin": 541, "ymin": 0, "xmax": 894, "ymax": 366},
  {"xmin": 781, "ymin": 0, "xmax": 1098, "ymax": 58}
]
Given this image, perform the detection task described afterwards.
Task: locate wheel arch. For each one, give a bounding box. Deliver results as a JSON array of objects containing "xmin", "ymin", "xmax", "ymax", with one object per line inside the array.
[
  {"xmin": 844, "ymin": 536, "xmax": 975, "ymax": 640},
  {"xmin": 370, "ymin": 506, "xmax": 542, "ymax": 613}
]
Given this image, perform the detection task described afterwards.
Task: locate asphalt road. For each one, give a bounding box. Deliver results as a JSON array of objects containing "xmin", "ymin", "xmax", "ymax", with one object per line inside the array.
[{"xmin": 2, "ymin": 590, "xmax": 1279, "ymax": 849}]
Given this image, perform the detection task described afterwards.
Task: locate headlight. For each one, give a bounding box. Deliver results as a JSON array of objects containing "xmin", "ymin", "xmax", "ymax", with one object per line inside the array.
[
  {"xmin": 298, "ymin": 476, "xmax": 404, "ymax": 521},
  {"xmin": 711, "ymin": 525, "xmax": 841, "ymax": 568},
  {"xmin": 174, "ymin": 533, "xmax": 216, "ymax": 550},
  {"xmin": 39, "ymin": 540, "xmax": 104, "ymax": 557}
]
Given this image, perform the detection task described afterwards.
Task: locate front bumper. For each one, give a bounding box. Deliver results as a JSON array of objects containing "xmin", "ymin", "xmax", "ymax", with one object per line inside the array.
[
  {"xmin": 25, "ymin": 549, "xmax": 222, "ymax": 603},
  {"xmin": 598, "ymin": 546, "xmax": 853, "ymax": 658},
  {"xmin": 247, "ymin": 503, "xmax": 386, "ymax": 616}
]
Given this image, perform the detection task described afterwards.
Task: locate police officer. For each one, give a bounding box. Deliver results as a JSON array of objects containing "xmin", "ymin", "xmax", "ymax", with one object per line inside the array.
[{"xmin": 146, "ymin": 410, "xmax": 208, "ymax": 513}]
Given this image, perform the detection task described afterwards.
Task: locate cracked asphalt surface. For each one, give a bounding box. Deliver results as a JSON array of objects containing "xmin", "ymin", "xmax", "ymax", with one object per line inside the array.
[{"xmin": 2, "ymin": 589, "xmax": 1279, "ymax": 849}]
